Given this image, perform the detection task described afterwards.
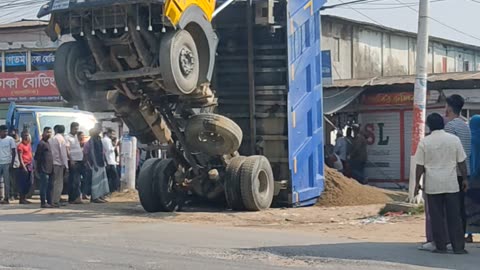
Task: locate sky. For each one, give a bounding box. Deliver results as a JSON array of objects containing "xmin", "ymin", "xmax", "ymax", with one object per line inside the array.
[
  {"xmin": 322, "ymin": 0, "xmax": 480, "ymax": 46},
  {"xmin": 0, "ymin": 0, "xmax": 480, "ymax": 46}
]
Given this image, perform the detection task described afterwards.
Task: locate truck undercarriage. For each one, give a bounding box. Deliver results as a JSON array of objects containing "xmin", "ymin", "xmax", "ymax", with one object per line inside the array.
[{"xmin": 39, "ymin": 0, "xmax": 276, "ymax": 211}]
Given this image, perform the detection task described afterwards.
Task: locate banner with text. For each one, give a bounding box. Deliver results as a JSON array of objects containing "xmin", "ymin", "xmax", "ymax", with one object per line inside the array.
[{"xmin": 0, "ymin": 71, "xmax": 61, "ymax": 102}]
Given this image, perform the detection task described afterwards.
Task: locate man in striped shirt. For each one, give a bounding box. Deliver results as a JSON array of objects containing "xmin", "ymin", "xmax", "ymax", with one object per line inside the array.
[{"xmin": 444, "ymin": 94, "xmax": 472, "ymax": 243}]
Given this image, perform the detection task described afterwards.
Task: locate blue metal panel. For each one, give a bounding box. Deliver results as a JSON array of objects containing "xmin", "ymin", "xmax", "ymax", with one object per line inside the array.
[{"xmin": 287, "ymin": 0, "xmax": 325, "ymax": 206}]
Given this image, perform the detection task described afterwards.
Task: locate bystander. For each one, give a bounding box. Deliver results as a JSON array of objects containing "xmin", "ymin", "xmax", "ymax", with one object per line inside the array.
[
  {"xmin": 0, "ymin": 125, "xmax": 16, "ymax": 204},
  {"xmin": 66, "ymin": 122, "xmax": 84, "ymax": 204},
  {"xmin": 414, "ymin": 113, "xmax": 468, "ymax": 254},
  {"xmin": 35, "ymin": 127, "xmax": 54, "ymax": 208},
  {"xmin": 17, "ymin": 130, "xmax": 33, "ymax": 204},
  {"xmin": 49, "ymin": 125, "xmax": 69, "ymax": 207}
]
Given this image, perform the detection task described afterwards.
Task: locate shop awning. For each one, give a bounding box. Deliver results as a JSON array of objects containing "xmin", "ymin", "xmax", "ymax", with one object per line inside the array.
[
  {"xmin": 323, "ymin": 87, "xmax": 364, "ymax": 114},
  {"xmin": 443, "ymin": 89, "xmax": 480, "ymax": 103}
]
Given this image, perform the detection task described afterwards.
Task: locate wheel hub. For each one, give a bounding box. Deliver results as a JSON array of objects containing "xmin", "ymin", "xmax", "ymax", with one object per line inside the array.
[{"xmin": 179, "ymin": 47, "xmax": 195, "ymax": 76}]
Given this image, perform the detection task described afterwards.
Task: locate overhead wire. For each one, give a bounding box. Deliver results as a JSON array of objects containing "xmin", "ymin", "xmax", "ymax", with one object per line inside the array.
[{"xmin": 394, "ymin": 0, "xmax": 480, "ymax": 42}]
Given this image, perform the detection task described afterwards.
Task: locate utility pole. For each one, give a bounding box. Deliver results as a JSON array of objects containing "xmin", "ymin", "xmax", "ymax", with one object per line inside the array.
[{"xmin": 408, "ymin": 0, "xmax": 430, "ymax": 202}]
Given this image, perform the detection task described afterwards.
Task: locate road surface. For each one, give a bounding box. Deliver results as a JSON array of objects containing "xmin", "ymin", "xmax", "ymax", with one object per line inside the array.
[{"xmin": 0, "ymin": 203, "xmax": 478, "ymax": 270}]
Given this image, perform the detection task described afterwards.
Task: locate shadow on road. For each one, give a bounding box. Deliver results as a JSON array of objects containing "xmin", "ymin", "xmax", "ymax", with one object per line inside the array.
[
  {"xmin": 252, "ymin": 242, "xmax": 480, "ymax": 270},
  {"xmin": 0, "ymin": 197, "xmax": 235, "ymax": 223}
]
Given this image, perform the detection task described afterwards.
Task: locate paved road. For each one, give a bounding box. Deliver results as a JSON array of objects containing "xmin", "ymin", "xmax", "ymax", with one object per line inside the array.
[{"xmin": 0, "ymin": 206, "xmax": 478, "ymax": 270}]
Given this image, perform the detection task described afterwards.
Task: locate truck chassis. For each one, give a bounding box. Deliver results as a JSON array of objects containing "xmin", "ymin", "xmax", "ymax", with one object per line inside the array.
[{"xmin": 38, "ymin": 0, "xmax": 275, "ymax": 211}]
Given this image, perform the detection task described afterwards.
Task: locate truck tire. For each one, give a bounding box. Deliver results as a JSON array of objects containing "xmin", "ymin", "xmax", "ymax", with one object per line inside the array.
[
  {"xmin": 54, "ymin": 42, "xmax": 76, "ymax": 101},
  {"xmin": 138, "ymin": 158, "xmax": 163, "ymax": 213},
  {"xmin": 160, "ymin": 30, "xmax": 199, "ymax": 95},
  {"xmin": 155, "ymin": 158, "xmax": 182, "ymax": 212},
  {"xmin": 224, "ymin": 156, "xmax": 247, "ymax": 210},
  {"xmin": 54, "ymin": 41, "xmax": 104, "ymax": 110},
  {"xmin": 184, "ymin": 113, "xmax": 242, "ymax": 156},
  {"xmin": 239, "ymin": 156, "xmax": 274, "ymax": 211}
]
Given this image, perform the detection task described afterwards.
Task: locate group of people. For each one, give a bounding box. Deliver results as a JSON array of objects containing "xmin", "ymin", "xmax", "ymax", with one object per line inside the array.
[
  {"xmin": 0, "ymin": 122, "xmax": 120, "ymax": 208},
  {"xmin": 414, "ymin": 94, "xmax": 479, "ymax": 254},
  {"xmin": 326, "ymin": 124, "xmax": 368, "ymax": 184}
]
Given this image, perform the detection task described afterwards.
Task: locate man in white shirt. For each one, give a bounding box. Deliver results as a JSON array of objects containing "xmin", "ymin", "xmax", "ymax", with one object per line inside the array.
[
  {"xmin": 66, "ymin": 122, "xmax": 84, "ymax": 204},
  {"xmin": 49, "ymin": 125, "xmax": 69, "ymax": 207},
  {"xmin": 414, "ymin": 113, "xmax": 468, "ymax": 254},
  {"xmin": 102, "ymin": 128, "xmax": 119, "ymax": 193},
  {"xmin": 0, "ymin": 125, "xmax": 16, "ymax": 204}
]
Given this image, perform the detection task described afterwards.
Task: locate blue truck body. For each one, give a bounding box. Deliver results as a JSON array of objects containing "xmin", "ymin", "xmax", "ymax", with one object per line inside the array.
[{"xmin": 215, "ymin": 0, "xmax": 325, "ymax": 206}]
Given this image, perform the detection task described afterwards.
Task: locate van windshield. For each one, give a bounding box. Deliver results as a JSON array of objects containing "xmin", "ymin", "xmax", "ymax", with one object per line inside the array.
[{"xmin": 38, "ymin": 112, "xmax": 96, "ymax": 134}]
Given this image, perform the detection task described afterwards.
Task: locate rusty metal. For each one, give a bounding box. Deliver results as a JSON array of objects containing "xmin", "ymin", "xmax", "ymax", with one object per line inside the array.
[
  {"xmin": 88, "ymin": 67, "xmax": 163, "ymax": 81},
  {"xmin": 139, "ymin": 99, "xmax": 173, "ymax": 144},
  {"xmin": 128, "ymin": 20, "xmax": 152, "ymax": 67}
]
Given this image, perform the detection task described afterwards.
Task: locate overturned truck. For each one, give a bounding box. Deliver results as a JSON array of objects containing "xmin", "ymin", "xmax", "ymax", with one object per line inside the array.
[{"xmin": 38, "ymin": 0, "xmax": 325, "ymax": 212}]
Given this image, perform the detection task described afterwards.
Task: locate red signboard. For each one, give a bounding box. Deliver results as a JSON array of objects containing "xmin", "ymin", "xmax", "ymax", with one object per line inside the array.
[
  {"xmin": 362, "ymin": 92, "xmax": 415, "ymax": 106},
  {"xmin": 0, "ymin": 71, "xmax": 61, "ymax": 103}
]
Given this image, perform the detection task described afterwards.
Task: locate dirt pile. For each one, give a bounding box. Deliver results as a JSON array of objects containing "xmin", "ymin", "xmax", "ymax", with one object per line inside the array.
[{"xmin": 317, "ymin": 167, "xmax": 394, "ymax": 207}]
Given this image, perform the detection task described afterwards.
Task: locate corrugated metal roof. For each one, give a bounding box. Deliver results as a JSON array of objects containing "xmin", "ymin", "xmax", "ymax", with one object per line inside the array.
[
  {"xmin": 327, "ymin": 72, "xmax": 480, "ymax": 88},
  {"xmin": 0, "ymin": 20, "xmax": 48, "ymax": 30}
]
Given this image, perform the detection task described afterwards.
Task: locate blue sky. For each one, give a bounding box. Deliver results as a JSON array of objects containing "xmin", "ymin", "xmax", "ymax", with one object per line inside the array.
[{"xmin": 1, "ymin": 0, "xmax": 479, "ymax": 46}]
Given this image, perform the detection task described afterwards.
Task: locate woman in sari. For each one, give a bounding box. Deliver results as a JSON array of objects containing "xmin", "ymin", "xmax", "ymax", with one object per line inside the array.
[
  {"xmin": 84, "ymin": 128, "xmax": 109, "ymax": 203},
  {"xmin": 467, "ymin": 115, "xmax": 480, "ymax": 242}
]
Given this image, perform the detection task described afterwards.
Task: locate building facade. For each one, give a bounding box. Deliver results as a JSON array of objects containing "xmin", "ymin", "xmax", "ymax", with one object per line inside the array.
[
  {"xmin": 321, "ymin": 15, "xmax": 480, "ymax": 82},
  {"xmin": 0, "ymin": 20, "xmax": 63, "ymax": 118},
  {"xmin": 322, "ymin": 16, "xmax": 480, "ymax": 187}
]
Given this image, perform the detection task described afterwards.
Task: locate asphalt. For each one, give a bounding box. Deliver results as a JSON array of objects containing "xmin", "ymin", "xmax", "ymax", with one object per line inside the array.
[{"xmin": 0, "ymin": 205, "xmax": 478, "ymax": 270}]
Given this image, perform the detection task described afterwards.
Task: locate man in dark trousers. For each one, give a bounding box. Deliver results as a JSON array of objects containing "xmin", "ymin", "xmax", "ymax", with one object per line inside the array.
[
  {"xmin": 444, "ymin": 94, "xmax": 472, "ymax": 243},
  {"xmin": 35, "ymin": 127, "xmax": 54, "ymax": 208},
  {"xmin": 414, "ymin": 113, "xmax": 468, "ymax": 254},
  {"xmin": 66, "ymin": 122, "xmax": 84, "ymax": 204},
  {"xmin": 350, "ymin": 124, "xmax": 367, "ymax": 184}
]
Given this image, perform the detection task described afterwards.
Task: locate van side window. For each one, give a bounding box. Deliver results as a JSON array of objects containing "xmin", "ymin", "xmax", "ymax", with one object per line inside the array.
[{"xmin": 18, "ymin": 113, "xmax": 36, "ymax": 134}]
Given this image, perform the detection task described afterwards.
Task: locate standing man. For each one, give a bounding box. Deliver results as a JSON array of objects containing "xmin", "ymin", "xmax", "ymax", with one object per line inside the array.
[
  {"xmin": 49, "ymin": 125, "xmax": 69, "ymax": 207},
  {"xmin": 414, "ymin": 113, "xmax": 468, "ymax": 254},
  {"xmin": 334, "ymin": 131, "xmax": 348, "ymax": 172},
  {"xmin": 350, "ymin": 124, "xmax": 368, "ymax": 184},
  {"xmin": 444, "ymin": 94, "xmax": 472, "ymax": 243},
  {"xmin": 35, "ymin": 127, "xmax": 54, "ymax": 208},
  {"xmin": 103, "ymin": 128, "xmax": 119, "ymax": 193},
  {"xmin": 0, "ymin": 125, "xmax": 16, "ymax": 204},
  {"xmin": 66, "ymin": 122, "xmax": 84, "ymax": 204},
  {"xmin": 17, "ymin": 130, "xmax": 33, "ymax": 204}
]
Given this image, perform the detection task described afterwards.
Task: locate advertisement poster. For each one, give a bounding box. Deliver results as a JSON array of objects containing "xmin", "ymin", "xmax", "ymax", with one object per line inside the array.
[{"xmin": 0, "ymin": 71, "xmax": 61, "ymax": 102}]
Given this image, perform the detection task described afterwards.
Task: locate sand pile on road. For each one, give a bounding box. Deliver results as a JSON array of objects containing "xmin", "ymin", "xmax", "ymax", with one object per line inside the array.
[{"xmin": 317, "ymin": 167, "xmax": 393, "ymax": 207}]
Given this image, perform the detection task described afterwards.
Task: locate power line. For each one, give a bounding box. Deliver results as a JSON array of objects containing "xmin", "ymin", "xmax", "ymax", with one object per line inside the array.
[
  {"xmin": 395, "ymin": 0, "xmax": 480, "ymax": 42},
  {"xmin": 321, "ymin": 0, "xmax": 384, "ymax": 10},
  {"xmin": 337, "ymin": 0, "xmax": 445, "ymax": 10},
  {"xmin": 335, "ymin": 0, "xmax": 383, "ymax": 25}
]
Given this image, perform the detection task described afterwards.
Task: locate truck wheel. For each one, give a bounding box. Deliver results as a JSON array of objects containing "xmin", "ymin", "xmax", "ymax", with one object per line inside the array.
[
  {"xmin": 138, "ymin": 158, "xmax": 163, "ymax": 213},
  {"xmin": 54, "ymin": 42, "xmax": 76, "ymax": 101},
  {"xmin": 224, "ymin": 156, "xmax": 247, "ymax": 210},
  {"xmin": 54, "ymin": 41, "xmax": 101, "ymax": 109},
  {"xmin": 160, "ymin": 30, "xmax": 199, "ymax": 95},
  {"xmin": 155, "ymin": 158, "xmax": 182, "ymax": 212},
  {"xmin": 184, "ymin": 113, "xmax": 242, "ymax": 156},
  {"xmin": 239, "ymin": 156, "xmax": 274, "ymax": 211}
]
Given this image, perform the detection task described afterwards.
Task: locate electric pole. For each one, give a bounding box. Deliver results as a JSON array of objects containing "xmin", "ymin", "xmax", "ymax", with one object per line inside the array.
[{"xmin": 408, "ymin": 0, "xmax": 430, "ymax": 202}]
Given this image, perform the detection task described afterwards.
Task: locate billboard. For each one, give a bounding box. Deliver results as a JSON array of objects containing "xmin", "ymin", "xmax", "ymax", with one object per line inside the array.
[{"xmin": 0, "ymin": 71, "xmax": 61, "ymax": 102}]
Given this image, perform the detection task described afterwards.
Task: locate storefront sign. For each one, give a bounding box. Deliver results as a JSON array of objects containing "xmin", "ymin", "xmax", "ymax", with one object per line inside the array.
[
  {"xmin": 0, "ymin": 71, "xmax": 61, "ymax": 102},
  {"xmin": 5, "ymin": 52, "xmax": 27, "ymax": 67},
  {"xmin": 31, "ymin": 52, "xmax": 55, "ymax": 66},
  {"xmin": 363, "ymin": 92, "xmax": 415, "ymax": 106}
]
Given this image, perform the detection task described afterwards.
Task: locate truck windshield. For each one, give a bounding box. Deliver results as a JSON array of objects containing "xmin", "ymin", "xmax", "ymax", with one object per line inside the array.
[{"xmin": 38, "ymin": 112, "xmax": 96, "ymax": 134}]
